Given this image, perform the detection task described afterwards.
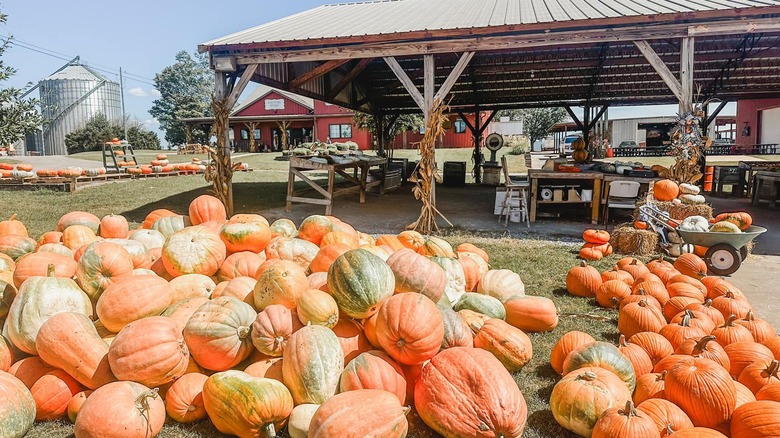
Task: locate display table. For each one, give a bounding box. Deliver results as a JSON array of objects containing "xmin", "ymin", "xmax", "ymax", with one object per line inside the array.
[
  {"xmin": 752, "ymin": 171, "xmax": 780, "ymax": 207},
  {"xmin": 528, "ymin": 170, "xmax": 603, "ymax": 224},
  {"xmin": 286, "ymin": 155, "xmax": 387, "ymax": 215},
  {"xmin": 738, "ymin": 161, "xmax": 780, "ymax": 198}
]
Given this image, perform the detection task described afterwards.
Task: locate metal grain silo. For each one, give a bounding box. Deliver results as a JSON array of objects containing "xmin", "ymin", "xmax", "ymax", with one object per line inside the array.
[{"xmin": 39, "ymin": 62, "xmax": 121, "ymax": 155}]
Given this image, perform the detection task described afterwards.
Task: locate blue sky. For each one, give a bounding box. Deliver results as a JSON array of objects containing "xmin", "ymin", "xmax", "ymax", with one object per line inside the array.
[{"xmin": 3, "ymin": 0, "xmax": 734, "ymax": 146}]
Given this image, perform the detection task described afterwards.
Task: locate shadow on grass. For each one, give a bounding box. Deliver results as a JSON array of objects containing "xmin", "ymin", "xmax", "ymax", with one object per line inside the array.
[
  {"xmin": 119, "ymin": 181, "xmax": 294, "ymax": 223},
  {"xmin": 526, "ymin": 407, "xmax": 575, "ymax": 438}
]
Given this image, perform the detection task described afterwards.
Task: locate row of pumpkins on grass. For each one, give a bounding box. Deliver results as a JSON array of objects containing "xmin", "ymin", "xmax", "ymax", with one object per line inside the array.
[
  {"xmin": 559, "ymin": 253, "xmax": 780, "ymax": 437},
  {"xmin": 0, "ymin": 197, "xmax": 557, "ymax": 438}
]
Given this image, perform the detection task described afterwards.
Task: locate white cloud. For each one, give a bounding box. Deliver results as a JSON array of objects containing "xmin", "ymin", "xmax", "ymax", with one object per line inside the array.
[
  {"xmin": 151, "ymin": 88, "xmax": 161, "ymax": 97},
  {"xmin": 143, "ymin": 118, "xmax": 160, "ymax": 127},
  {"xmin": 128, "ymin": 87, "xmax": 148, "ymax": 97}
]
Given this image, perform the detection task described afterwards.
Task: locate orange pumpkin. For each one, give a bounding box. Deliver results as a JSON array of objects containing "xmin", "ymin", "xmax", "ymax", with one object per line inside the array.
[
  {"xmin": 386, "ymin": 248, "xmax": 446, "ymax": 303},
  {"xmin": 188, "ymin": 195, "xmax": 227, "ymax": 225},
  {"xmin": 216, "ymin": 251, "xmax": 265, "ymax": 282},
  {"xmin": 551, "ymin": 331, "xmax": 596, "ymax": 375},
  {"xmin": 165, "ymin": 373, "xmax": 209, "ymax": 423},
  {"xmin": 456, "ymin": 243, "xmax": 489, "ymax": 263},
  {"xmin": 29, "ymin": 368, "xmax": 83, "ymax": 421},
  {"xmin": 96, "ymin": 275, "xmax": 172, "ymax": 332},
  {"xmin": 309, "ymin": 389, "xmax": 408, "ymax": 438},
  {"xmin": 253, "ymin": 259, "xmax": 308, "ymax": 310},
  {"xmin": 142, "ymin": 209, "xmax": 177, "ymax": 229},
  {"xmin": 579, "ymin": 246, "xmax": 603, "ymax": 261},
  {"xmin": 504, "ymin": 295, "xmax": 558, "ymax": 332},
  {"xmin": 333, "ymin": 318, "xmax": 372, "ymax": 364},
  {"xmin": 376, "ymin": 293, "xmax": 443, "ymax": 365},
  {"xmin": 250, "ymin": 304, "xmax": 303, "ymax": 357},
  {"xmin": 596, "ymin": 280, "xmax": 633, "ymax": 308},
  {"xmin": 75, "ymin": 241, "xmax": 134, "ymax": 301},
  {"xmin": 99, "ymin": 214, "xmax": 129, "ymax": 239},
  {"xmin": 376, "ymin": 235, "xmax": 405, "ymax": 252},
  {"xmin": 636, "ymin": 398, "xmax": 694, "ymax": 435},
  {"xmin": 583, "ymin": 229, "xmax": 611, "ymax": 244},
  {"xmin": 220, "ymin": 221, "xmax": 271, "ymax": 254},
  {"xmin": 297, "ymin": 215, "xmax": 334, "ymax": 246},
  {"xmin": 731, "ymin": 400, "xmax": 780, "ymax": 438},
  {"xmin": 75, "ymin": 381, "xmax": 165, "ymax": 438},
  {"xmin": 675, "ymin": 335, "xmax": 730, "ymax": 372},
  {"xmin": 12, "ymin": 251, "xmax": 77, "ymax": 288},
  {"xmin": 674, "ymin": 253, "xmax": 708, "ymax": 279},
  {"xmin": 665, "ymin": 356, "xmax": 736, "ymax": 428},
  {"xmin": 67, "ymin": 390, "xmax": 93, "ymax": 423},
  {"xmin": 397, "ymin": 230, "xmax": 425, "ymax": 251},
  {"xmin": 653, "ymin": 179, "xmax": 680, "ymax": 202},
  {"xmin": 629, "ymin": 332, "xmax": 675, "ymax": 366},
  {"xmin": 0, "ymin": 214, "xmax": 27, "ymax": 237},
  {"xmin": 591, "ymin": 400, "xmax": 658, "ymax": 438},
  {"xmin": 633, "ymin": 371, "xmax": 667, "ymax": 405},
  {"xmin": 57, "ymin": 211, "xmax": 101, "ymax": 233},
  {"xmin": 308, "ymin": 243, "xmax": 351, "ymax": 273},
  {"xmin": 184, "ymin": 297, "xmax": 256, "ymax": 371},
  {"xmin": 738, "ymin": 359, "xmax": 780, "ymax": 395},
  {"xmin": 566, "ymin": 261, "xmax": 603, "ymax": 298},
  {"xmin": 339, "ymin": 350, "xmax": 407, "ymax": 404},
  {"xmin": 162, "ymin": 226, "xmax": 227, "ymax": 277}
]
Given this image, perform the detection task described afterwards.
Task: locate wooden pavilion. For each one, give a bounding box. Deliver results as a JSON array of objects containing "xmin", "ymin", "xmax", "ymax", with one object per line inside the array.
[{"xmin": 198, "ymin": 0, "xmax": 780, "ymax": 212}]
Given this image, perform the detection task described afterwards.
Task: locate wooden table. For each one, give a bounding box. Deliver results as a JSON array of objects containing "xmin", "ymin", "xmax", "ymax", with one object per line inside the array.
[
  {"xmin": 752, "ymin": 171, "xmax": 780, "ymax": 207},
  {"xmin": 738, "ymin": 161, "xmax": 780, "ymax": 198},
  {"xmin": 286, "ymin": 155, "xmax": 387, "ymax": 215},
  {"xmin": 528, "ymin": 170, "xmax": 603, "ymax": 224}
]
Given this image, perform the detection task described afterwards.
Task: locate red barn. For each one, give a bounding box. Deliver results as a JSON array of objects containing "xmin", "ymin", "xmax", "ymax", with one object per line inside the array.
[{"xmin": 204, "ymin": 86, "xmax": 481, "ymax": 151}]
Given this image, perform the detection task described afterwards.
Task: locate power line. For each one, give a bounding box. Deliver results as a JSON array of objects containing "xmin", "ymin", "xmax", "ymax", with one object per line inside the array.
[{"xmin": 4, "ymin": 35, "xmax": 158, "ymax": 87}]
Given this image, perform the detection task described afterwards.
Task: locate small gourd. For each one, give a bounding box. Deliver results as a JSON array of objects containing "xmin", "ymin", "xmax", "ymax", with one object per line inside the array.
[
  {"xmin": 680, "ymin": 194, "xmax": 706, "ymax": 205},
  {"xmin": 679, "ymin": 183, "xmax": 701, "ymax": 195},
  {"xmin": 679, "ymin": 216, "xmax": 709, "ymax": 233}
]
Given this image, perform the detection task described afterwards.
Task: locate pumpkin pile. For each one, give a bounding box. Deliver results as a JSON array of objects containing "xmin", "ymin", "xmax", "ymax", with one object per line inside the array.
[
  {"xmin": 562, "ymin": 253, "xmax": 780, "ymax": 437},
  {"xmin": 578, "ymin": 229, "xmax": 614, "ymax": 261},
  {"xmin": 653, "ymin": 179, "xmax": 706, "ymax": 205},
  {"xmin": 0, "ymin": 195, "xmax": 553, "ymax": 438}
]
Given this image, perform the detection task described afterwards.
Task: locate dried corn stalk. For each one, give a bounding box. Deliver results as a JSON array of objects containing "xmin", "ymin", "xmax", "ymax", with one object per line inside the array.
[
  {"xmin": 205, "ymin": 96, "xmax": 240, "ymax": 216},
  {"xmin": 407, "ymin": 102, "xmax": 452, "ymax": 234},
  {"xmin": 654, "ymin": 92, "xmax": 713, "ymax": 184}
]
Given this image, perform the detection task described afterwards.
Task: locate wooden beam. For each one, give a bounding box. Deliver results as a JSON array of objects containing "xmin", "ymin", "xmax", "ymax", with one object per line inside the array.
[
  {"xmin": 434, "ymin": 52, "xmax": 474, "ymax": 104},
  {"xmin": 680, "ymin": 36, "xmax": 695, "ymax": 113},
  {"xmin": 328, "ymin": 58, "xmax": 374, "ymax": 100},
  {"xmin": 564, "ymin": 106, "xmax": 585, "ymax": 131},
  {"xmin": 478, "ymin": 110, "xmax": 499, "ymax": 135},
  {"xmin": 688, "ymin": 20, "xmax": 780, "ymax": 37},
  {"xmin": 289, "ymin": 59, "xmax": 349, "ymax": 89},
  {"xmin": 424, "ymin": 55, "xmax": 435, "ymax": 117},
  {"xmin": 456, "ymin": 111, "xmax": 477, "ymax": 135},
  {"xmin": 586, "ymin": 105, "xmax": 609, "ymax": 131},
  {"xmin": 383, "ymin": 56, "xmax": 426, "ymax": 113},
  {"xmin": 226, "ymin": 64, "xmax": 258, "ymax": 107},
  {"xmin": 634, "ymin": 40, "xmax": 683, "ymax": 101}
]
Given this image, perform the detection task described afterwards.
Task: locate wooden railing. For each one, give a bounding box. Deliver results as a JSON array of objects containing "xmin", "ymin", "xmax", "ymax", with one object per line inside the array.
[{"xmin": 611, "ymin": 144, "xmax": 778, "ymax": 158}]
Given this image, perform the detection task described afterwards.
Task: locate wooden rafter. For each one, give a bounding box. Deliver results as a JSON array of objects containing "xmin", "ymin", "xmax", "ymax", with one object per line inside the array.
[
  {"xmin": 289, "ymin": 59, "xmax": 349, "ymax": 89},
  {"xmin": 434, "ymin": 52, "xmax": 475, "ymax": 103},
  {"xmin": 383, "ymin": 56, "xmax": 426, "ymax": 112},
  {"xmin": 227, "ymin": 64, "xmax": 258, "ymax": 107},
  {"xmin": 328, "ymin": 58, "xmax": 374, "ymax": 100},
  {"xmin": 634, "ymin": 40, "xmax": 684, "ymax": 101},
  {"xmin": 705, "ymin": 100, "xmax": 729, "ymax": 127},
  {"xmin": 564, "ymin": 106, "xmax": 585, "ymax": 131}
]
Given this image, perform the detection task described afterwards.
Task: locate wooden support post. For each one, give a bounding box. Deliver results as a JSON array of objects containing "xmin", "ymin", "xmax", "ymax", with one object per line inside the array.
[
  {"xmin": 680, "ymin": 36, "xmax": 695, "ymax": 114},
  {"xmin": 473, "ymin": 109, "xmax": 483, "ymax": 184},
  {"xmin": 376, "ymin": 110, "xmax": 385, "ymax": 156},
  {"xmin": 423, "ymin": 55, "xmax": 435, "ymax": 120}
]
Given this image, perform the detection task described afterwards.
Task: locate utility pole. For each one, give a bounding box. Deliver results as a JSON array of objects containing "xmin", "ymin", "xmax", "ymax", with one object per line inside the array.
[{"xmin": 119, "ymin": 67, "xmax": 128, "ymax": 141}]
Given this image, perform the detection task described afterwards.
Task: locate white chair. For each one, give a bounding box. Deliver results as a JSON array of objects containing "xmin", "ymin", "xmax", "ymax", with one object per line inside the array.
[
  {"xmin": 498, "ymin": 155, "xmax": 530, "ymax": 227},
  {"xmin": 603, "ymin": 180, "xmax": 641, "ymax": 225}
]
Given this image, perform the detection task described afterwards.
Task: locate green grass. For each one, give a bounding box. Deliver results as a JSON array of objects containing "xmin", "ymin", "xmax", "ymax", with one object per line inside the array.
[{"xmin": 22, "ymin": 236, "xmax": 626, "ymax": 438}]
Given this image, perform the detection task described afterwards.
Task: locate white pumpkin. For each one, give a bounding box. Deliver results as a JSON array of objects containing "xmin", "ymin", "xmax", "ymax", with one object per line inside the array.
[
  {"xmin": 672, "ymin": 198, "xmax": 683, "ymax": 205},
  {"xmin": 681, "ymin": 244, "xmax": 696, "ymax": 254},
  {"xmin": 129, "ymin": 229, "xmax": 166, "ymax": 250},
  {"xmin": 430, "ymin": 256, "xmax": 467, "ymax": 304},
  {"xmin": 288, "ymin": 404, "xmax": 319, "ymax": 438},
  {"xmin": 679, "ymin": 216, "xmax": 710, "ymax": 232},
  {"xmin": 6, "ymin": 270, "xmax": 92, "ymax": 354},
  {"xmin": 679, "ymin": 183, "xmax": 701, "ymax": 195},
  {"xmin": 476, "ymin": 269, "xmax": 525, "ymax": 302},
  {"xmin": 680, "ymin": 194, "xmax": 706, "ymax": 205}
]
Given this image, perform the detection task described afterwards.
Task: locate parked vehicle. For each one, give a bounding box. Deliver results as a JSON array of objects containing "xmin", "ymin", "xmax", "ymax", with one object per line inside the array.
[{"xmin": 617, "ymin": 141, "xmax": 638, "ymax": 148}]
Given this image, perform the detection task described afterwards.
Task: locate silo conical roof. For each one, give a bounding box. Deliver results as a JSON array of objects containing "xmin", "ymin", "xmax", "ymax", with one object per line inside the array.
[{"xmin": 43, "ymin": 64, "xmax": 109, "ymax": 82}]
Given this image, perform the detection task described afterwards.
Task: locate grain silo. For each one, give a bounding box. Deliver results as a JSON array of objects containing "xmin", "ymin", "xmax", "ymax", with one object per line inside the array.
[{"xmin": 39, "ymin": 61, "xmax": 121, "ymax": 155}]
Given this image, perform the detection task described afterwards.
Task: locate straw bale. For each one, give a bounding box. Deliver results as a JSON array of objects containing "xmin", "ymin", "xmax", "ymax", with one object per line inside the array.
[{"xmin": 610, "ymin": 226, "xmax": 659, "ymax": 256}]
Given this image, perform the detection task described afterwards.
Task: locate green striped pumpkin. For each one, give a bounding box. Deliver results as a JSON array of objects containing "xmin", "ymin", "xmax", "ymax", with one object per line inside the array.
[
  {"xmin": 453, "ymin": 293, "xmax": 506, "ymax": 320},
  {"xmin": 562, "ymin": 341, "xmax": 636, "ymax": 392},
  {"xmin": 327, "ymin": 249, "xmax": 394, "ymax": 319},
  {"xmin": 203, "ymin": 370, "xmax": 293, "ymax": 437},
  {"xmin": 282, "ymin": 325, "xmax": 343, "ymax": 405}
]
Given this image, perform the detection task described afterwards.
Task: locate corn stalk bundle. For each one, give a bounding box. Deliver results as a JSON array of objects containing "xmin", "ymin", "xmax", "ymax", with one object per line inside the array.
[
  {"xmin": 654, "ymin": 95, "xmax": 712, "ymax": 184},
  {"xmin": 407, "ymin": 102, "xmax": 452, "ymax": 234},
  {"xmin": 205, "ymin": 97, "xmax": 240, "ymax": 216}
]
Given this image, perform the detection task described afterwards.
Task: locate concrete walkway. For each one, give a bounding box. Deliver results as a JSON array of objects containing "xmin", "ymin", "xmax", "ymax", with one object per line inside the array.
[{"xmin": 728, "ymin": 255, "xmax": 780, "ymax": 329}]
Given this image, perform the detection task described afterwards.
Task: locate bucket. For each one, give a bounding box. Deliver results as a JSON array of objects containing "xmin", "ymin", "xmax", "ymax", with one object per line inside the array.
[
  {"xmin": 704, "ymin": 166, "xmax": 714, "ymax": 192},
  {"xmin": 581, "ymin": 189, "xmax": 593, "ymax": 202},
  {"xmin": 510, "ymin": 208, "xmax": 522, "ymax": 223},
  {"xmin": 606, "ymin": 147, "xmax": 614, "ymax": 158}
]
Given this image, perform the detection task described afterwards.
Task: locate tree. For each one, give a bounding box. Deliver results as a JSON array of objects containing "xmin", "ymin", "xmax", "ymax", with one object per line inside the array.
[
  {"xmin": 521, "ymin": 107, "xmax": 567, "ymax": 147},
  {"xmin": 64, "ymin": 114, "xmax": 160, "ymax": 154},
  {"xmin": 353, "ymin": 113, "xmax": 423, "ymax": 154},
  {"xmin": 149, "ymin": 51, "xmax": 212, "ymax": 146},
  {"xmin": 0, "ymin": 11, "xmax": 44, "ymax": 146}
]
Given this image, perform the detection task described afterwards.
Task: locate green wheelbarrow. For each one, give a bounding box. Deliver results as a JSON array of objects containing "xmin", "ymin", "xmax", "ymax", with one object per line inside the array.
[{"xmin": 677, "ymin": 226, "xmax": 767, "ymax": 276}]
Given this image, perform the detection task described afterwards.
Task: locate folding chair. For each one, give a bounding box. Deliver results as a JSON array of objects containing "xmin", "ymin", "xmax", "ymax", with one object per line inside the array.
[
  {"xmin": 497, "ymin": 155, "xmax": 530, "ymax": 227},
  {"xmin": 603, "ymin": 180, "xmax": 641, "ymax": 225}
]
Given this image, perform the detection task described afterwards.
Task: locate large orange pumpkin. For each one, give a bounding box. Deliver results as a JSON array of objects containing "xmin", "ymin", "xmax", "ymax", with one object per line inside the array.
[
  {"xmin": 253, "ymin": 259, "xmax": 309, "ymax": 310},
  {"xmin": 456, "ymin": 243, "xmax": 489, "ymax": 263},
  {"xmin": 629, "ymin": 332, "xmax": 675, "ymax": 366},
  {"xmin": 67, "ymin": 390, "xmax": 92, "ymax": 423},
  {"xmin": 75, "ymin": 381, "xmax": 165, "ymax": 438},
  {"xmin": 217, "ymin": 251, "xmax": 265, "ymax": 282},
  {"xmin": 297, "ymin": 215, "xmax": 334, "ymax": 246},
  {"xmin": 162, "ymin": 225, "xmax": 227, "ymax": 277},
  {"xmin": 98, "ymin": 214, "xmax": 129, "ymax": 239},
  {"xmin": 250, "ymin": 304, "xmax": 303, "ymax": 357},
  {"xmin": 633, "ymin": 371, "xmax": 667, "ymax": 405},
  {"xmin": 551, "ymin": 331, "xmax": 596, "ymax": 375},
  {"xmin": 35, "ymin": 312, "xmax": 116, "ymax": 390},
  {"xmin": 188, "ymin": 195, "xmax": 227, "ymax": 225},
  {"xmin": 473, "ymin": 318, "xmax": 533, "ymax": 373},
  {"xmin": 675, "ymin": 335, "xmax": 730, "ymax": 372},
  {"xmin": 726, "ymin": 341, "xmax": 775, "ymax": 380},
  {"xmin": 591, "ymin": 400, "xmax": 658, "ymax": 438},
  {"xmin": 0, "ymin": 214, "xmax": 27, "ymax": 237},
  {"xmin": 739, "ymin": 359, "xmax": 780, "ymax": 395},
  {"xmin": 376, "ymin": 293, "xmax": 443, "ymax": 365},
  {"xmin": 397, "ymin": 230, "xmax": 425, "ymax": 251},
  {"xmin": 308, "ymin": 389, "xmax": 409, "ymax": 438},
  {"xmin": 57, "ymin": 211, "xmax": 101, "ymax": 233},
  {"xmin": 296, "ymin": 288, "xmax": 339, "ymax": 328},
  {"xmin": 340, "ymin": 350, "xmax": 407, "ymax": 404},
  {"xmin": 636, "ymin": 398, "xmax": 694, "ymax": 435},
  {"xmin": 618, "ymin": 299, "xmax": 666, "ymax": 339},
  {"xmin": 674, "ymin": 253, "xmax": 708, "ymax": 279},
  {"xmin": 664, "ymin": 356, "xmax": 736, "ymax": 428},
  {"xmin": 0, "ymin": 234, "xmax": 36, "ymax": 260},
  {"xmin": 618, "ymin": 334, "xmax": 653, "ymax": 378},
  {"xmin": 12, "ymin": 251, "xmax": 77, "ymax": 288},
  {"xmin": 566, "ymin": 261, "xmax": 603, "ymax": 298},
  {"xmin": 108, "ymin": 316, "xmax": 189, "ymax": 387},
  {"xmin": 386, "ymin": 248, "xmax": 446, "ymax": 303},
  {"xmin": 165, "ymin": 373, "xmax": 209, "ymax": 423},
  {"xmin": 29, "ymin": 368, "xmax": 83, "ymax": 421},
  {"xmin": 730, "ymin": 400, "xmax": 780, "ymax": 438},
  {"xmin": 503, "ymin": 295, "xmax": 558, "ymax": 333},
  {"xmin": 583, "ymin": 229, "xmax": 611, "ymax": 244},
  {"xmin": 75, "ymin": 241, "xmax": 134, "ymax": 301},
  {"xmin": 183, "ymin": 297, "xmax": 256, "ymax": 371},
  {"xmin": 308, "ymin": 243, "xmax": 351, "ymax": 273},
  {"xmin": 654, "ymin": 179, "xmax": 680, "ymax": 201},
  {"xmin": 96, "ymin": 274, "xmax": 172, "ymax": 332},
  {"xmin": 416, "ymin": 347, "xmax": 527, "ymax": 437},
  {"xmin": 220, "ymin": 220, "xmax": 271, "ymax": 254}
]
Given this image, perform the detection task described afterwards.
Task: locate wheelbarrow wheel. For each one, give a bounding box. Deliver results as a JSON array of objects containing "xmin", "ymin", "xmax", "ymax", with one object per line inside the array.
[
  {"xmin": 705, "ymin": 244, "xmax": 742, "ymax": 276},
  {"xmin": 740, "ymin": 245, "xmax": 749, "ymax": 262}
]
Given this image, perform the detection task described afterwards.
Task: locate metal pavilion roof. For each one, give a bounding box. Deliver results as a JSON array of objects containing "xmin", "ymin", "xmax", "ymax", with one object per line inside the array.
[{"xmin": 201, "ymin": 0, "xmax": 780, "ymax": 48}]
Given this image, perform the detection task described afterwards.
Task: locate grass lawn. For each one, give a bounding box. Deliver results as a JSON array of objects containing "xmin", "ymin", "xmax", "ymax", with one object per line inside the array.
[{"xmin": 23, "ymin": 236, "xmax": 623, "ymax": 438}]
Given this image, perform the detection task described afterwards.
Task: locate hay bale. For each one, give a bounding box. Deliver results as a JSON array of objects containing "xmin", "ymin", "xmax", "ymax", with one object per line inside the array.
[
  {"xmin": 635, "ymin": 200, "xmax": 713, "ymax": 221},
  {"xmin": 610, "ymin": 226, "xmax": 659, "ymax": 256}
]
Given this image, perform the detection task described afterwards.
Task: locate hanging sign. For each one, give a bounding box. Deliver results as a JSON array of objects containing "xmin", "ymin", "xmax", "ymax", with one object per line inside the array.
[{"xmin": 265, "ymin": 99, "xmax": 285, "ymax": 110}]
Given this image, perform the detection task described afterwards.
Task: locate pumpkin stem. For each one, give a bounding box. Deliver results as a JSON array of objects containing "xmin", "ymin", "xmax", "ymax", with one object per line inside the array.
[
  {"xmin": 46, "ymin": 264, "xmax": 56, "ymax": 277},
  {"xmin": 619, "ymin": 400, "xmax": 638, "ymax": 417},
  {"xmin": 693, "ymin": 335, "xmax": 716, "ymax": 355},
  {"xmin": 767, "ymin": 360, "xmax": 780, "ymax": 377},
  {"xmin": 610, "ymin": 297, "xmax": 620, "ymax": 308},
  {"xmin": 579, "ymin": 260, "xmax": 588, "ymax": 267},
  {"xmin": 745, "ymin": 310, "xmax": 755, "ymax": 322},
  {"xmin": 261, "ymin": 423, "xmax": 276, "ymax": 438},
  {"xmin": 577, "ymin": 372, "xmax": 597, "ymax": 382},
  {"xmin": 630, "ymin": 259, "xmax": 638, "ymax": 266},
  {"xmin": 680, "ymin": 313, "xmax": 691, "ymax": 327},
  {"xmin": 665, "ymin": 424, "xmax": 675, "ymax": 436},
  {"xmin": 659, "ymin": 370, "xmax": 667, "ymax": 381},
  {"xmin": 135, "ymin": 388, "xmax": 160, "ymax": 412},
  {"xmin": 236, "ymin": 325, "xmax": 250, "ymax": 339},
  {"xmin": 402, "ymin": 406, "xmax": 412, "ymax": 416},
  {"xmin": 618, "ymin": 334, "xmax": 628, "ymax": 347},
  {"xmin": 725, "ymin": 314, "xmax": 738, "ymax": 327},
  {"xmin": 9, "ymin": 214, "xmax": 16, "ymax": 221},
  {"xmin": 703, "ymin": 298, "xmax": 713, "ymax": 308}
]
